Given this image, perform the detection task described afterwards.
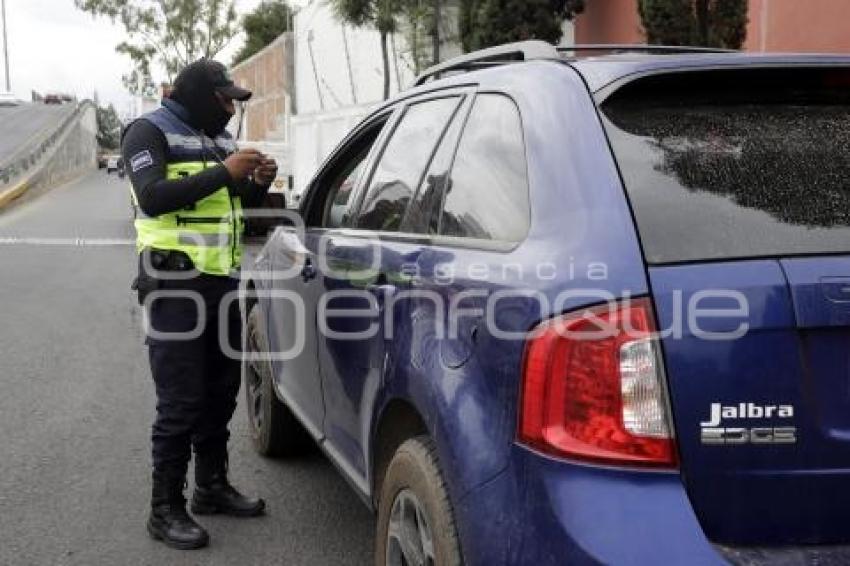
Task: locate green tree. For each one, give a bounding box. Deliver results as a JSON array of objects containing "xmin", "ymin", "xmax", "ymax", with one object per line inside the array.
[
  {"xmin": 96, "ymin": 104, "xmax": 122, "ymax": 150},
  {"xmin": 232, "ymin": 1, "xmax": 294, "ymax": 66},
  {"xmin": 73, "ymin": 0, "xmax": 239, "ymax": 96},
  {"xmin": 461, "ymin": 0, "xmax": 586, "ymax": 52},
  {"xmin": 399, "ymin": 0, "xmax": 465, "ymax": 73},
  {"xmin": 638, "ymin": 0, "xmax": 748, "ymax": 49},
  {"xmin": 399, "ymin": 0, "xmax": 432, "ymax": 74},
  {"xmin": 329, "ymin": 0, "xmax": 404, "ymax": 100}
]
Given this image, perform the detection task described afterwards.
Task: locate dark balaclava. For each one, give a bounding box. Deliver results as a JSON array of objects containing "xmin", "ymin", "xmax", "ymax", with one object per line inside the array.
[{"xmin": 170, "ymin": 59, "xmax": 239, "ymax": 137}]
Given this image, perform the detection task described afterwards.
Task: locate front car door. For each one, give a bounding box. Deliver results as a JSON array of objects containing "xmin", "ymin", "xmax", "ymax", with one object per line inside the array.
[{"xmin": 267, "ymin": 110, "xmax": 397, "ymax": 439}]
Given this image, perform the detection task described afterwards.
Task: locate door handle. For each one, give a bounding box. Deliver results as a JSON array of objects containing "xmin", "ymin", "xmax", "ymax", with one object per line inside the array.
[
  {"xmin": 365, "ymin": 273, "xmax": 396, "ymax": 296},
  {"xmin": 301, "ymin": 258, "xmax": 317, "ymax": 282},
  {"xmin": 365, "ymin": 283, "xmax": 397, "ymax": 295}
]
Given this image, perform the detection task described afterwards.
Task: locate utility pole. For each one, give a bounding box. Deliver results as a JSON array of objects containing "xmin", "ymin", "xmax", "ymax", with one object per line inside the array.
[{"xmin": 1, "ymin": 0, "xmax": 10, "ymax": 92}]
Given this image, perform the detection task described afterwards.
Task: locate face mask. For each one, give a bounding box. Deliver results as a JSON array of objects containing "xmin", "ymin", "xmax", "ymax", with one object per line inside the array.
[
  {"xmin": 171, "ymin": 65, "xmax": 234, "ymax": 137},
  {"xmin": 196, "ymin": 96, "xmax": 233, "ymax": 137}
]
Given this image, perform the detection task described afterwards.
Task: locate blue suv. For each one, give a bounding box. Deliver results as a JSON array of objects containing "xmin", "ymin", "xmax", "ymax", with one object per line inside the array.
[{"xmin": 241, "ymin": 42, "xmax": 850, "ymax": 565}]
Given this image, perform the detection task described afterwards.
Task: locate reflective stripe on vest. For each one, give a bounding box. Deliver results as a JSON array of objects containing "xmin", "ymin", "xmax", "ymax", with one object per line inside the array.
[{"xmin": 162, "ymin": 133, "xmax": 237, "ymax": 155}]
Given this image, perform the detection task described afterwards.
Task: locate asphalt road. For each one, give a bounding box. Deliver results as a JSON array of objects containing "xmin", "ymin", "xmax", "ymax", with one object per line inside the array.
[
  {"xmin": 0, "ymin": 104, "xmax": 76, "ymax": 165},
  {"xmin": 0, "ymin": 171, "xmax": 374, "ymax": 565}
]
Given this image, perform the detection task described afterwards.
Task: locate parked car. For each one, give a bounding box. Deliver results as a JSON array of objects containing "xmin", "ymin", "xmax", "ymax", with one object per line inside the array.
[
  {"xmin": 106, "ymin": 156, "xmax": 121, "ymax": 174},
  {"xmin": 0, "ymin": 91, "xmax": 21, "ymax": 107},
  {"xmin": 242, "ymin": 43, "xmax": 850, "ymax": 565}
]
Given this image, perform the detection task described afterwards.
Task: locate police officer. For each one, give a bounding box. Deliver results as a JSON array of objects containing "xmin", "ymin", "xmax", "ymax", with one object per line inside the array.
[{"xmin": 121, "ymin": 59, "xmax": 277, "ymax": 550}]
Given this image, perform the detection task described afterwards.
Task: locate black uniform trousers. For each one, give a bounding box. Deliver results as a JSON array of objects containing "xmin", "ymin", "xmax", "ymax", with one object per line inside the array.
[{"xmin": 139, "ymin": 253, "xmax": 242, "ymax": 478}]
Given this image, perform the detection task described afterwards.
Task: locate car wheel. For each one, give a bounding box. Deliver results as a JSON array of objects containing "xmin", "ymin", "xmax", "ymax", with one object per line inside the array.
[
  {"xmin": 243, "ymin": 302, "xmax": 312, "ymax": 457},
  {"xmin": 376, "ymin": 436, "xmax": 463, "ymax": 566}
]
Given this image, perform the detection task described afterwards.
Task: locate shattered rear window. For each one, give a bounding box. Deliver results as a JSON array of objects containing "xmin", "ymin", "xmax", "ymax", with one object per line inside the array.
[{"xmin": 601, "ymin": 68, "xmax": 850, "ymax": 264}]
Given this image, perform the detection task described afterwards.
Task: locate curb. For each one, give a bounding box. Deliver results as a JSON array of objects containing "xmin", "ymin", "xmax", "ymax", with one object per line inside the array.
[{"xmin": 0, "ymin": 178, "xmax": 30, "ymax": 210}]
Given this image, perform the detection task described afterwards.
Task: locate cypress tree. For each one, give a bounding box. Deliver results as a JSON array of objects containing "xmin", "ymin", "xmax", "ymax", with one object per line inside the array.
[
  {"xmin": 462, "ymin": 0, "xmax": 586, "ymax": 52},
  {"xmin": 638, "ymin": 0, "xmax": 748, "ymax": 49}
]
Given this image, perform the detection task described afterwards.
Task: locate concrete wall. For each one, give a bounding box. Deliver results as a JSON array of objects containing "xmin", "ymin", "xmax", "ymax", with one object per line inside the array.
[
  {"xmin": 573, "ymin": 0, "xmax": 850, "ymax": 53},
  {"xmin": 294, "ymin": 1, "xmax": 417, "ymax": 116},
  {"xmin": 0, "ymin": 103, "xmax": 98, "ymax": 209},
  {"xmin": 230, "ymin": 33, "xmax": 295, "ymax": 142},
  {"xmin": 290, "ymin": 103, "xmax": 375, "ymax": 201},
  {"xmin": 31, "ymin": 104, "xmax": 98, "ymax": 191}
]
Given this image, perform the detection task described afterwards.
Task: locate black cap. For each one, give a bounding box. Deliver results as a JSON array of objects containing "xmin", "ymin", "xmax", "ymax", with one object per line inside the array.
[
  {"xmin": 175, "ymin": 59, "xmax": 252, "ymax": 102},
  {"xmin": 207, "ymin": 60, "xmax": 252, "ymax": 101}
]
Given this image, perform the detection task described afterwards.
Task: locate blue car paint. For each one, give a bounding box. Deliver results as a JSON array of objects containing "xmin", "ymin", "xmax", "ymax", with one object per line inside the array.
[
  {"xmin": 318, "ymin": 233, "xmax": 427, "ymax": 490},
  {"xmin": 254, "ymin": 54, "xmax": 850, "ymax": 563},
  {"xmin": 265, "ymin": 231, "xmax": 326, "ymax": 439},
  {"xmin": 436, "ymin": 447, "xmax": 725, "ymax": 566},
  {"xmin": 259, "ymin": 59, "xmax": 707, "ymax": 564},
  {"xmin": 367, "ymin": 62, "xmax": 652, "ymax": 504},
  {"xmin": 651, "ymin": 258, "xmax": 850, "ymax": 545}
]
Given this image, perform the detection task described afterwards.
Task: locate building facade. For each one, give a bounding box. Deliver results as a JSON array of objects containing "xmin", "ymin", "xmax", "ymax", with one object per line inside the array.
[
  {"xmin": 229, "ymin": 33, "xmax": 295, "ymax": 143},
  {"xmin": 573, "ymin": 0, "xmax": 850, "ymax": 53}
]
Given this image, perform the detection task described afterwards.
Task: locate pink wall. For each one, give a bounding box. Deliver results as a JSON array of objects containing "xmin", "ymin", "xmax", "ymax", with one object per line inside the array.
[
  {"xmin": 230, "ymin": 34, "xmax": 294, "ymax": 142},
  {"xmin": 746, "ymin": 0, "xmax": 850, "ymax": 53},
  {"xmin": 574, "ymin": 0, "xmax": 850, "ymax": 54},
  {"xmin": 574, "ymin": 0, "xmax": 644, "ymax": 45}
]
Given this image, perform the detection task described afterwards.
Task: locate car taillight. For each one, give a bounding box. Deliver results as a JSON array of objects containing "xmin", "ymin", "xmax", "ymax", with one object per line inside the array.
[{"xmin": 519, "ymin": 298, "xmax": 677, "ymax": 468}]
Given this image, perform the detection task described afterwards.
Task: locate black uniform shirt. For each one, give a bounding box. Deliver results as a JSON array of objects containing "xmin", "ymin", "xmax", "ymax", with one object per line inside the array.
[{"xmin": 121, "ymin": 119, "xmax": 269, "ymax": 218}]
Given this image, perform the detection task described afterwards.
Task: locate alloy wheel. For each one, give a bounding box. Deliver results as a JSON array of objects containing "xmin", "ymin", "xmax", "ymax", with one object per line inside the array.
[
  {"xmin": 386, "ymin": 488, "xmax": 436, "ymax": 566},
  {"xmin": 245, "ymin": 323, "xmax": 267, "ymax": 433}
]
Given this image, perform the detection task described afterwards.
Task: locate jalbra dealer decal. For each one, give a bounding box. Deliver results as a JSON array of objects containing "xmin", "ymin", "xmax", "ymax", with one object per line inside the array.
[{"xmin": 700, "ymin": 402, "xmax": 797, "ymax": 445}]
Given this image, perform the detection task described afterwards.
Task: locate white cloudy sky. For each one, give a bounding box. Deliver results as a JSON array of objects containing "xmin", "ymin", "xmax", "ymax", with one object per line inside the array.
[{"xmin": 2, "ymin": 0, "xmax": 284, "ymax": 112}]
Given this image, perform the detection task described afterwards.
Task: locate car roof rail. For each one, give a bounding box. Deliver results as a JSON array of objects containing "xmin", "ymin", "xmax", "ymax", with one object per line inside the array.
[
  {"xmin": 413, "ymin": 41, "xmax": 737, "ymax": 87},
  {"xmin": 413, "ymin": 40, "xmax": 560, "ymax": 86},
  {"xmin": 558, "ymin": 44, "xmax": 737, "ymax": 56}
]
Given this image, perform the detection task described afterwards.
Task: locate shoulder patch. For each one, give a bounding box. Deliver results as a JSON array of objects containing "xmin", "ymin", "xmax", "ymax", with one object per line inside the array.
[{"xmin": 130, "ymin": 150, "xmax": 154, "ymax": 173}]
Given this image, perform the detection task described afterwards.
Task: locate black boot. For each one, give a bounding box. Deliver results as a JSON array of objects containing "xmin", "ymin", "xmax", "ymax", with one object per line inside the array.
[
  {"xmin": 191, "ymin": 452, "xmax": 266, "ymax": 517},
  {"xmin": 148, "ymin": 471, "xmax": 210, "ymax": 550}
]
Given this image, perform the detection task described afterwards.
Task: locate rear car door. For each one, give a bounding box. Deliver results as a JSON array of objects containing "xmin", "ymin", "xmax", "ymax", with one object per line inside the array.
[
  {"xmin": 405, "ymin": 92, "xmax": 535, "ymax": 491},
  {"xmin": 601, "ymin": 67, "xmax": 850, "ymax": 546},
  {"xmin": 316, "ymin": 94, "xmax": 467, "ymax": 487}
]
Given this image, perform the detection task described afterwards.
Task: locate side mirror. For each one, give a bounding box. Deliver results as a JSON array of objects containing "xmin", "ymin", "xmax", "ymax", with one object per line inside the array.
[{"xmin": 244, "ymin": 193, "xmax": 301, "ymax": 238}]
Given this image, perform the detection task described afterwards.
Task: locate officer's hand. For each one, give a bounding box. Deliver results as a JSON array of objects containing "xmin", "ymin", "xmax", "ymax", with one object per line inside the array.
[
  {"xmin": 224, "ymin": 149, "xmax": 264, "ymax": 181},
  {"xmin": 254, "ymin": 157, "xmax": 278, "ymax": 186}
]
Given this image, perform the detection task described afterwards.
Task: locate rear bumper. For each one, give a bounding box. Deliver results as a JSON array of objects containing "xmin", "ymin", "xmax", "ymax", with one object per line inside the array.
[
  {"xmin": 716, "ymin": 544, "xmax": 850, "ymax": 565},
  {"xmin": 454, "ymin": 446, "xmax": 727, "ymax": 565}
]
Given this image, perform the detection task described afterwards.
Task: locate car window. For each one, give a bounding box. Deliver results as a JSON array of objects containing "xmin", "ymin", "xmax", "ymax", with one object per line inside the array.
[
  {"xmin": 438, "ymin": 94, "xmax": 530, "ymax": 241},
  {"xmin": 314, "ymin": 118, "xmax": 388, "ymax": 229},
  {"xmin": 401, "ymin": 101, "xmax": 467, "ymax": 235},
  {"xmin": 322, "ymin": 146, "xmax": 371, "ymax": 229},
  {"xmin": 354, "ymin": 97, "xmax": 460, "ymax": 232},
  {"xmin": 602, "ymin": 68, "xmax": 850, "ymax": 264}
]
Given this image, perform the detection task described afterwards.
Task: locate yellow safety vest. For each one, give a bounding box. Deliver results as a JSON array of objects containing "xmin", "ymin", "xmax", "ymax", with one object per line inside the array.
[{"xmin": 134, "ymin": 161, "xmax": 244, "ymax": 276}]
